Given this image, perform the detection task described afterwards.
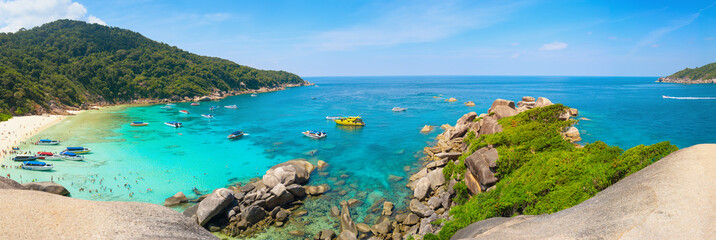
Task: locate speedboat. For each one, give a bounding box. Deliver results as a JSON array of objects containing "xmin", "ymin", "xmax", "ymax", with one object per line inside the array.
[
  {"xmin": 35, "ymin": 139, "xmax": 60, "ymax": 145},
  {"xmin": 60, "ymin": 152, "xmax": 85, "ymax": 161},
  {"xmin": 392, "ymin": 107, "xmax": 407, "ymax": 112},
  {"xmin": 179, "ymin": 110, "xmax": 189, "ymax": 114},
  {"xmin": 335, "ymin": 116, "xmax": 365, "ymax": 126},
  {"xmin": 325, "ymin": 116, "xmax": 342, "ymax": 120},
  {"xmin": 210, "ymin": 106, "xmax": 219, "ymax": 111},
  {"xmin": 228, "ymin": 131, "xmax": 244, "ymax": 139},
  {"xmin": 224, "ymin": 105, "xmax": 237, "ymax": 109},
  {"xmin": 12, "ymin": 154, "xmax": 38, "ymax": 161},
  {"xmin": 130, "ymin": 121, "xmax": 149, "ymax": 126},
  {"xmin": 191, "ymin": 103, "xmax": 200, "ymax": 106},
  {"xmin": 201, "ymin": 114, "xmax": 214, "ymax": 119},
  {"xmin": 21, "ymin": 161, "xmax": 53, "ymax": 171},
  {"xmin": 160, "ymin": 105, "xmax": 173, "ymax": 109},
  {"xmin": 65, "ymin": 147, "xmax": 91, "ymax": 154},
  {"xmin": 251, "ymin": 94, "xmax": 258, "ymax": 97},
  {"xmin": 302, "ymin": 130, "xmax": 326, "ymax": 139},
  {"xmin": 165, "ymin": 121, "xmax": 182, "ymax": 128},
  {"xmin": 36, "ymin": 152, "xmax": 61, "ymax": 160}
]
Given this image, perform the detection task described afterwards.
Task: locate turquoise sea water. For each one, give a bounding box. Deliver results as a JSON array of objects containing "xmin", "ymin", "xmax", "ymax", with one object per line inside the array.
[{"xmin": 3, "ymin": 76, "xmax": 715, "ymax": 238}]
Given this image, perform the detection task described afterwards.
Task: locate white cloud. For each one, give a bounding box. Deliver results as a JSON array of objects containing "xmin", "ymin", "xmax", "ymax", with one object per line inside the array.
[
  {"xmin": 510, "ymin": 53, "xmax": 520, "ymax": 59},
  {"xmin": 608, "ymin": 36, "xmax": 617, "ymax": 40},
  {"xmin": 511, "ymin": 42, "xmax": 520, "ymax": 46},
  {"xmin": 0, "ymin": 0, "xmax": 106, "ymax": 32},
  {"xmin": 629, "ymin": 1, "xmax": 716, "ymax": 55},
  {"xmin": 203, "ymin": 13, "xmax": 231, "ymax": 22},
  {"xmin": 87, "ymin": 15, "xmax": 106, "ymax": 25},
  {"xmin": 539, "ymin": 41, "xmax": 567, "ymax": 51},
  {"xmin": 308, "ymin": 1, "xmax": 530, "ymax": 51}
]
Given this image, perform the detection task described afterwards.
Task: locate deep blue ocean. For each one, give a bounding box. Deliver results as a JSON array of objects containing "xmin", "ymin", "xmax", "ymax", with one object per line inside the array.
[{"xmin": 6, "ymin": 76, "xmax": 715, "ymax": 238}]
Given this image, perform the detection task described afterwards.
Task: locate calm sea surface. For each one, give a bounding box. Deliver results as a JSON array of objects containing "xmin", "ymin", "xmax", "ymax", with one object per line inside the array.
[{"xmin": 4, "ymin": 76, "xmax": 715, "ymax": 238}]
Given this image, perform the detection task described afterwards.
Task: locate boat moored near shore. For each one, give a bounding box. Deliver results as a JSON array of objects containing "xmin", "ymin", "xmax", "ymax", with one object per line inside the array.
[
  {"xmin": 64, "ymin": 147, "xmax": 91, "ymax": 154},
  {"xmin": 21, "ymin": 161, "xmax": 54, "ymax": 171},
  {"xmin": 201, "ymin": 114, "xmax": 214, "ymax": 119},
  {"xmin": 37, "ymin": 152, "xmax": 61, "ymax": 160},
  {"xmin": 130, "ymin": 121, "xmax": 149, "ymax": 126},
  {"xmin": 35, "ymin": 139, "xmax": 60, "ymax": 145},
  {"xmin": 60, "ymin": 152, "xmax": 85, "ymax": 161},
  {"xmin": 224, "ymin": 105, "xmax": 237, "ymax": 109},
  {"xmin": 12, "ymin": 154, "xmax": 38, "ymax": 161},
  {"xmin": 164, "ymin": 121, "xmax": 183, "ymax": 128}
]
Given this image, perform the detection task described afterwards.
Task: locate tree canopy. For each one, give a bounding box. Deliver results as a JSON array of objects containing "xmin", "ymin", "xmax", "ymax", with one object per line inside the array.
[{"xmin": 0, "ymin": 20, "xmax": 305, "ymax": 115}]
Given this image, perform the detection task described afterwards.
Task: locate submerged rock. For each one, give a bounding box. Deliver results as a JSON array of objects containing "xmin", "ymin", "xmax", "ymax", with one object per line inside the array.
[
  {"xmin": 420, "ymin": 125, "xmax": 433, "ymax": 133},
  {"xmin": 262, "ymin": 160, "xmax": 315, "ymax": 188},
  {"xmin": 164, "ymin": 191, "xmax": 189, "ymax": 207}
]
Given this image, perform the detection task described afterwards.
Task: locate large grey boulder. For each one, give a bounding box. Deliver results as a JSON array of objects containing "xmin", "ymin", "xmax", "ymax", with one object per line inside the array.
[
  {"xmin": 262, "ymin": 160, "xmax": 315, "ymax": 188},
  {"xmin": 21, "ymin": 181, "xmax": 70, "ymax": 196},
  {"xmin": 410, "ymin": 199, "xmax": 434, "ymax": 218},
  {"xmin": 412, "ymin": 177, "xmax": 431, "ymax": 200},
  {"xmin": 0, "ymin": 177, "xmax": 25, "ymax": 190},
  {"xmin": 489, "ymin": 99, "xmax": 516, "ymax": 110},
  {"xmin": 452, "ymin": 144, "xmax": 716, "ymax": 240},
  {"xmin": 534, "ymin": 97, "xmax": 553, "ymax": 108},
  {"xmin": 242, "ymin": 205, "xmax": 267, "ymax": 224},
  {"xmin": 456, "ymin": 112, "xmax": 478, "ymax": 126},
  {"xmin": 464, "ymin": 151, "xmax": 498, "ymax": 187},
  {"xmin": 196, "ymin": 188, "xmax": 234, "ymax": 226},
  {"xmin": 426, "ymin": 169, "xmax": 445, "ymax": 190},
  {"xmin": 478, "ymin": 116, "xmax": 502, "ymax": 136},
  {"xmin": 0, "ymin": 181, "xmax": 217, "ymax": 239}
]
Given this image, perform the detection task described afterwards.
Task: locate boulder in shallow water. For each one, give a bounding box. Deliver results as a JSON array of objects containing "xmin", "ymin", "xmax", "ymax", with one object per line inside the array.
[
  {"xmin": 340, "ymin": 203, "xmax": 358, "ymax": 237},
  {"xmin": 196, "ymin": 188, "xmax": 234, "ymax": 226},
  {"xmin": 164, "ymin": 191, "xmax": 189, "ymax": 207},
  {"xmin": 371, "ymin": 217, "xmax": 392, "ymax": 236},
  {"xmin": 306, "ymin": 184, "xmax": 331, "ymax": 196},
  {"xmin": 356, "ymin": 223, "xmax": 371, "ymax": 233},
  {"xmin": 315, "ymin": 229, "xmax": 336, "ymax": 240},
  {"xmin": 569, "ymin": 108, "xmax": 578, "ymax": 116},
  {"xmin": 317, "ymin": 160, "xmax": 328, "ymax": 170},
  {"xmin": 21, "ymin": 181, "xmax": 70, "ymax": 196},
  {"xmin": 242, "ymin": 205, "xmax": 267, "ymax": 224},
  {"xmin": 420, "ymin": 125, "xmax": 433, "ymax": 133},
  {"xmin": 464, "ymin": 101, "xmax": 476, "ymax": 106}
]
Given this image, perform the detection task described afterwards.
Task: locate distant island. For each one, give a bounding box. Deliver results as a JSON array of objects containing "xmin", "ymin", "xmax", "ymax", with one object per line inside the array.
[
  {"xmin": 657, "ymin": 62, "xmax": 716, "ymax": 84},
  {"xmin": 0, "ymin": 20, "xmax": 307, "ymax": 117}
]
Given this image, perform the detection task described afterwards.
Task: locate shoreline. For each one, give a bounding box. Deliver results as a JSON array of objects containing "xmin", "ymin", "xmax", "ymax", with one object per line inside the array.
[{"xmin": 0, "ymin": 114, "xmax": 70, "ymax": 159}]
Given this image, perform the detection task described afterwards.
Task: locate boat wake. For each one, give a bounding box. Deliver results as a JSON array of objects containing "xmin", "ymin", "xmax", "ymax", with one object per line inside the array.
[{"xmin": 662, "ymin": 95, "xmax": 716, "ymax": 100}]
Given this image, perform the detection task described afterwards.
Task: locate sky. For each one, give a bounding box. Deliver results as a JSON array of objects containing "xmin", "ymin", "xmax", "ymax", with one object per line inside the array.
[{"xmin": 1, "ymin": 0, "xmax": 715, "ymax": 77}]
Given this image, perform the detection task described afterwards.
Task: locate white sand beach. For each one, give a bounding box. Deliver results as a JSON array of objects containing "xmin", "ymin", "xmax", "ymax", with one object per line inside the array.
[{"xmin": 0, "ymin": 115, "xmax": 66, "ymax": 158}]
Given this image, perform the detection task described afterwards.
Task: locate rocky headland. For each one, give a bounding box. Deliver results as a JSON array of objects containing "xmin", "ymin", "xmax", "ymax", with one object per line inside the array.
[{"xmin": 656, "ymin": 77, "xmax": 716, "ymax": 84}]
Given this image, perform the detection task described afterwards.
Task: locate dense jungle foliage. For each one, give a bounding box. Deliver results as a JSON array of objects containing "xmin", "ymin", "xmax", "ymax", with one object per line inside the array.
[{"xmin": 0, "ymin": 20, "xmax": 304, "ymax": 116}]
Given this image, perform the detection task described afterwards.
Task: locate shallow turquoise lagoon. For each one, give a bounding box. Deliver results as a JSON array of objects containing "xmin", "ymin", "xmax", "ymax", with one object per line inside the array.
[{"xmin": 3, "ymin": 76, "xmax": 715, "ymax": 237}]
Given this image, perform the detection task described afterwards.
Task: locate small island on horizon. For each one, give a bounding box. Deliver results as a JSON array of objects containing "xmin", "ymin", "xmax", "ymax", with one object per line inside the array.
[{"xmin": 657, "ymin": 62, "xmax": 716, "ymax": 84}]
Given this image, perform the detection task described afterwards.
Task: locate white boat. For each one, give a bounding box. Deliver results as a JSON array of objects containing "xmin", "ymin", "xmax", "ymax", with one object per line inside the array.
[
  {"xmin": 201, "ymin": 114, "xmax": 214, "ymax": 119},
  {"xmin": 35, "ymin": 139, "xmax": 60, "ymax": 145},
  {"xmin": 160, "ymin": 105, "xmax": 173, "ymax": 109},
  {"xmin": 21, "ymin": 161, "xmax": 54, "ymax": 171},
  {"xmin": 392, "ymin": 107, "xmax": 407, "ymax": 112},
  {"xmin": 325, "ymin": 116, "xmax": 342, "ymax": 120},
  {"xmin": 251, "ymin": 94, "xmax": 258, "ymax": 97},
  {"xmin": 65, "ymin": 147, "xmax": 91, "ymax": 154},
  {"xmin": 165, "ymin": 121, "xmax": 183, "ymax": 128},
  {"xmin": 179, "ymin": 110, "xmax": 189, "ymax": 114},
  {"xmin": 302, "ymin": 130, "xmax": 327, "ymax": 139},
  {"xmin": 12, "ymin": 154, "xmax": 37, "ymax": 161},
  {"xmin": 60, "ymin": 152, "xmax": 85, "ymax": 161},
  {"xmin": 36, "ymin": 152, "xmax": 61, "ymax": 161},
  {"xmin": 224, "ymin": 105, "xmax": 238, "ymax": 109}
]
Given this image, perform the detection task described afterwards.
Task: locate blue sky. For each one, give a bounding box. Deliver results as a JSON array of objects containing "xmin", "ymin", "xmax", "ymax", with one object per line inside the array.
[{"xmin": 1, "ymin": 0, "xmax": 715, "ymax": 76}]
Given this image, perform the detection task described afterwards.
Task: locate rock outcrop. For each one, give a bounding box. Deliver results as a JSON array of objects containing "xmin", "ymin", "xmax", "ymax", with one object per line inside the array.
[
  {"xmin": 20, "ymin": 181, "xmax": 70, "ymax": 196},
  {"xmin": 0, "ymin": 177, "xmax": 216, "ymax": 239},
  {"xmin": 452, "ymin": 144, "xmax": 716, "ymax": 239}
]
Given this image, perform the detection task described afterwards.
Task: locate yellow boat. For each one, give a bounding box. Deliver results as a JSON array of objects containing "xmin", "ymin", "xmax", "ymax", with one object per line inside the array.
[{"xmin": 334, "ymin": 116, "xmax": 365, "ymax": 126}]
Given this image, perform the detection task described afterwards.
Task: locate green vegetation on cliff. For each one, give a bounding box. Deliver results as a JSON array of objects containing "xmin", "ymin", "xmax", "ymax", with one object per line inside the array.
[
  {"xmin": 0, "ymin": 20, "xmax": 304, "ymax": 115},
  {"xmin": 431, "ymin": 104, "xmax": 678, "ymax": 240},
  {"xmin": 666, "ymin": 62, "xmax": 716, "ymax": 80}
]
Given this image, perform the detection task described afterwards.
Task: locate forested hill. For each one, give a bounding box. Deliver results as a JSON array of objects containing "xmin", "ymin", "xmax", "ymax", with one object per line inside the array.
[
  {"xmin": 0, "ymin": 20, "xmax": 306, "ymax": 115},
  {"xmin": 657, "ymin": 62, "xmax": 716, "ymax": 84}
]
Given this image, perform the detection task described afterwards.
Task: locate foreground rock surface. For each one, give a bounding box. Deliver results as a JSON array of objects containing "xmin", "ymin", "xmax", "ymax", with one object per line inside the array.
[
  {"xmin": 452, "ymin": 144, "xmax": 716, "ymax": 240},
  {"xmin": 0, "ymin": 178, "xmax": 216, "ymax": 239}
]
